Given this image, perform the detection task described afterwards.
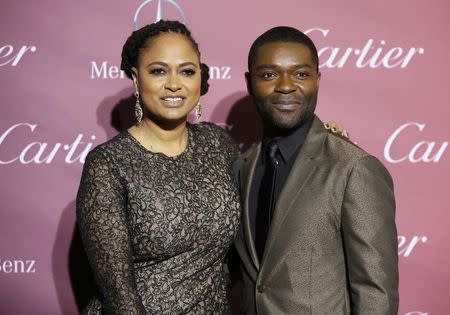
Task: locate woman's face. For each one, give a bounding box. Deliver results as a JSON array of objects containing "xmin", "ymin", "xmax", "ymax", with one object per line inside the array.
[{"xmin": 132, "ymin": 32, "xmax": 201, "ymax": 124}]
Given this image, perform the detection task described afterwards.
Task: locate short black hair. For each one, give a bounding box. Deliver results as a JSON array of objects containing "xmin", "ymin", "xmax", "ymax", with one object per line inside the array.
[
  {"xmin": 121, "ymin": 20, "xmax": 209, "ymax": 95},
  {"xmin": 248, "ymin": 26, "xmax": 319, "ymax": 72}
]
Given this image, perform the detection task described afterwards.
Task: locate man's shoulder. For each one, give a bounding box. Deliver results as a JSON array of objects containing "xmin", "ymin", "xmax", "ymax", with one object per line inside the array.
[
  {"xmin": 238, "ymin": 142, "xmax": 260, "ymax": 163},
  {"xmin": 242, "ymin": 142, "xmax": 260, "ymax": 157},
  {"xmin": 232, "ymin": 142, "xmax": 260, "ymax": 174},
  {"xmin": 323, "ymin": 131, "xmax": 368, "ymax": 161},
  {"xmin": 321, "ymin": 130, "xmax": 391, "ymax": 179},
  {"xmin": 302, "ymin": 116, "xmax": 367, "ymax": 163}
]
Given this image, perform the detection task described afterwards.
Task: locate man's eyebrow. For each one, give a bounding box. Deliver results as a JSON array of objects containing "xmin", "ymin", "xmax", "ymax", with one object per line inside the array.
[
  {"xmin": 255, "ymin": 63, "xmax": 314, "ymax": 70},
  {"xmin": 293, "ymin": 63, "xmax": 313, "ymax": 69}
]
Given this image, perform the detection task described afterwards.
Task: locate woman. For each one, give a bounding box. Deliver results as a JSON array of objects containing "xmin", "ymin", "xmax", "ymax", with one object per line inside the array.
[
  {"xmin": 77, "ymin": 20, "xmax": 240, "ymax": 314},
  {"xmin": 77, "ymin": 20, "xmax": 348, "ymax": 315}
]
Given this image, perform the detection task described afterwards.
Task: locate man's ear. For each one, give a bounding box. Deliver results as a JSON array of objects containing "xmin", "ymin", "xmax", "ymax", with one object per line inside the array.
[
  {"xmin": 245, "ymin": 72, "xmax": 252, "ymax": 95},
  {"xmin": 316, "ymin": 71, "xmax": 321, "ymax": 88},
  {"xmin": 131, "ymin": 67, "xmax": 139, "ymax": 91}
]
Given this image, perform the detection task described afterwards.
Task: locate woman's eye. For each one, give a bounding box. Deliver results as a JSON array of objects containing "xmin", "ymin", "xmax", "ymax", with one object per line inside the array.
[
  {"xmin": 149, "ymin": 68, "xmax": 166, "ymax": 75},
  {"xmin": 181, "ymin": 69, "xmax": 196, "ymax": 76}
]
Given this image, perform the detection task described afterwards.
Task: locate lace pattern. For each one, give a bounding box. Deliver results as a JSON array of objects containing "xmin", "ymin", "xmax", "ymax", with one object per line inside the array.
[{"xmin": 76, "ymin": 122, "xmax": 241, "ymax": 314}]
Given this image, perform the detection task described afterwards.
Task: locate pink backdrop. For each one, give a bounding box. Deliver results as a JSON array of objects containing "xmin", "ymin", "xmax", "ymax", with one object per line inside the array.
[{"xmin": 1, "ymin": 1, "xmax": 449, "ymax": 314}]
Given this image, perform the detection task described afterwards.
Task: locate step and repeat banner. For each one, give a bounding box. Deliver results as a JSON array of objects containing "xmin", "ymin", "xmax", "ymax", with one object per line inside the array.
[{"xmin": 1, "ymin": 1, "xmax": 449, "ymax": 314}]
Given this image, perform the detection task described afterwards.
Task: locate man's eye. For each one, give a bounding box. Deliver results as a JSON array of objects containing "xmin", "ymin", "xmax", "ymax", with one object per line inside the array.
[
  {"xmin": 181, "ymin": 69, "xmax": 196, "ymax": 76},
  {"xmin": 150, "ymin": 68, "xmax": 166, "ymax": 75},
  {"xmin": 261, "ymin": 72, "xmax": 276, "ymax": 79},
  {"xmin": 295, "ymin": 72, "xmax": 309, "ymax": 78}
]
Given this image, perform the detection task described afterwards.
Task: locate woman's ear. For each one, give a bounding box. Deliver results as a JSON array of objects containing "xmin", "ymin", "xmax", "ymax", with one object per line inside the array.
[{"xmin": 131, "ymin": 67, "xmax": 139, "ymax": 92}]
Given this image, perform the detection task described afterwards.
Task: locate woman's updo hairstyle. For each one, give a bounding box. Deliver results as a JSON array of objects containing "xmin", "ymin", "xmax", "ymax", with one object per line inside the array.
[{"xmin": 121, "ymin": 20, "xmax": 209, "ymax": 95}]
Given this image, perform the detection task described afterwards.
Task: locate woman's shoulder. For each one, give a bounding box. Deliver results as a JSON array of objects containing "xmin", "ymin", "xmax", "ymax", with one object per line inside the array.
[
  {"xmin": 192, "ymin": 121, "xmax": 223, "ymax": 132},
  {"xmin": 192, "ymin": 122, "xmax": 233, "ymax": 144},
  {"xmin": 84, "ymin": 132, "xmax": 130, "ymax": 165},
  {"xmin": 192, "ymin": 122, "xmax": 240, "ymax": 158}
]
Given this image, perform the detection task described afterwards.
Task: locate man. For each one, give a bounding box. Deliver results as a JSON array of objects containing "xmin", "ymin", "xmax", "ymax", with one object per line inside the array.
[{"xmin": 233, "ymin": 26, "xmax": 398, "ymax": 314}]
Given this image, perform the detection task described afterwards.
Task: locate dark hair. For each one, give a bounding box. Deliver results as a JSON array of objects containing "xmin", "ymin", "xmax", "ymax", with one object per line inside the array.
[
  {"xmin": 248, "ymin": 26, "xmax": 319, "ymax": 72},
  {"xmin": 121, "ymin": 20, "xmax": 209, "ymax": 95}
]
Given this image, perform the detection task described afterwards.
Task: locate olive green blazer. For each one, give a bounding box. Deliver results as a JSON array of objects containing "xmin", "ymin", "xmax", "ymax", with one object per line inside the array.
[{"xmin": 234, "ymin": 116, "xmax": 399, "ymax": 315}]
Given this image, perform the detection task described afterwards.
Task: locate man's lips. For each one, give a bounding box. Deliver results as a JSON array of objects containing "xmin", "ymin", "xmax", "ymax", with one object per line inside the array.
[{"xmin": 270, "ymin": 100, "xmax": 302, "ymax": 111}]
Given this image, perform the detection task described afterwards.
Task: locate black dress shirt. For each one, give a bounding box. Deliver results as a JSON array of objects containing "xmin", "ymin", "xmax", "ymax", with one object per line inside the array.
[{"xmin": 249, "ymin": 118, "xmax": 314, "ymax": 242}]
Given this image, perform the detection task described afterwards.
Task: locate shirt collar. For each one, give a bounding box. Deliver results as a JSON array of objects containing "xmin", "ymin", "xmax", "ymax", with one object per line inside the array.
[{"xmin": 262, "ymin": 117, "xmax": 314, "ymax": 163}]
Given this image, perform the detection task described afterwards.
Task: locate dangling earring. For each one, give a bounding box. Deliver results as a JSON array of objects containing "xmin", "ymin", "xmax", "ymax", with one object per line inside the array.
[
  {"xmin": 134, "ymin": 91, "xmax": 143, "ymax": 123},
  {"xmin": 195, "ymin": 102, "xmax": 202, "ymax": 122}
]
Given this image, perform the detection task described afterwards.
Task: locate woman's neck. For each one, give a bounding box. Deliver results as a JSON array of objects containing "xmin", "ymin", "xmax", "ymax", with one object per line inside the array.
[{"xmin": 129, "ymin": 118, "xmax": 188, "ymax": 157}]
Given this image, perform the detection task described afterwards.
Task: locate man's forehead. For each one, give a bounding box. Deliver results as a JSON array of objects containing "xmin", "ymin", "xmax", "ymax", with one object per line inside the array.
[{"xmin": 254, "ymin": 41, "xmax": 313, "ymax": 65}]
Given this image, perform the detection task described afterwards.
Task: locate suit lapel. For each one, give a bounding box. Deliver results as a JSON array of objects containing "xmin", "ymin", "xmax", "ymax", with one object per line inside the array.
[
  {"xmin": 261, "ymin": 117, "xmax": 327, "ymax": 265},
  {"xmin": 240, "ymin": 143, "xmax": 261, "ymax": 271}
]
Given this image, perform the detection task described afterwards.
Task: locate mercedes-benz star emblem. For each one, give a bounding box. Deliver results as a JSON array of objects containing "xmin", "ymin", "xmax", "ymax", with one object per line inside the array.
[{"xmin": 134, "ymin": 0, "xmax": 186, "ymax": 30}]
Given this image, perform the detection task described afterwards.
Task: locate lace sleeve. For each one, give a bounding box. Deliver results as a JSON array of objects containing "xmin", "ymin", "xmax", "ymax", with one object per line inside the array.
[{"xmin": 76, "ymin": 148, "xmax": 146, "ymax": 315}]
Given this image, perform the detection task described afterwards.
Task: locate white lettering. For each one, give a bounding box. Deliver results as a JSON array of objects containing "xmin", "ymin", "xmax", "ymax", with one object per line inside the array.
[
  {"xmin": 90, "ymin": 61, "xmax": 231, "ymax": 80},
  {"xmin": 108, "ymin": 65, "xmax": 120, "ymax": 79},
  {"xmin": 26, "ymin": 260, "xmax": 36, "ymax": 273},
  {"xmin": 384, "ymin": 122, "xmax": 448, "ymax": 163},
  {"xmin": 399, "ymin": 48, "xmax": 425, "ymax": 68},
  {"xmin": 64, "ymin": 134, "xmax": 96, "ymax": 164},
  {"xmin": 2, "ymin": 260, "xmax": 13, "ymax": 273},
  {"xmin": 398, "ymin": 235, "xmax": 427, "ymax": 257},
  {"xmin": 405, "ymin": 312, "xmax": 428, "ymax": 315},
  {"xmin": 0, "ymin": 45, "xmax": 36, "ymax": 67},
  {"xmin": 90, "ymin": 61, "xmax": 126, "ymax": 79},
  {"xmin": 318, "ymin": 47, "xmax": 354, "ymax": 68},
  {"xmin": 14, "ymin": 260, "xmax": 25, "ymax": 273},
  {"xmin": 0, "ymin": 123, "xmax": 96, "ymax": 165},
  {"xmin": 381, "ymin": 47, "xmax": 404, "ymax": 68},
  {"xmin": 91, "ymin": 61, "xmax": 107, "ymax": 79},
  {"xmin": 354, "ymin": 40, "xmax": 376, "ymax": 68},
  {"xmin": 220, "ymin": 66, "xmax": 231, "ymax": 79},
  {"xmin": 209, "ymin": 66, "xmax": 220, "ymax": 79},
  {"xmin": 20, "ymin": 142, "xmax": 50, "ymax": 164},
  {"xmin": 0, "ymin": 123, "xmax": 36, "ymax": 164},
  {"xmin": 304, "ymin": 27, "xmax": 329, "ymax": 37},
  {"xmin": 209, "ymin": 66, "xmax": 232, "ymax": 80},
  {"xmin": 0, "ymin": 259, "xmax": 35, "ymax": 273},
  {"xmin": 304, "ymin": 28, "xmax": 424, "ymax": 69}
]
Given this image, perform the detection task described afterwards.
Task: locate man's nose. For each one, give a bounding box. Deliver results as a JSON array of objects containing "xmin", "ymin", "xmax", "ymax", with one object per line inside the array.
[{"xmin": 275, "ymin": 74, "xmax": 296, "ymax": 94}]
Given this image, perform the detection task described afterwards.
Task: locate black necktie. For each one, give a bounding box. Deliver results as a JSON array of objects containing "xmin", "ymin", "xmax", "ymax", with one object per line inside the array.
[{"xmin": 255, "ymin": 141, "xmax": 279, "ymax": 261}]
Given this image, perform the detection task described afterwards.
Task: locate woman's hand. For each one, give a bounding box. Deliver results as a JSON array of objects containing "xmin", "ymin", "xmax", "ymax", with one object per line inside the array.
[
  {"xmin": 324, "ymin": 121, "xmax": 357, "ymax": 144},
  {"xmin": 324, "ymin": 121, "xmax": 348, "ymax": 138}
]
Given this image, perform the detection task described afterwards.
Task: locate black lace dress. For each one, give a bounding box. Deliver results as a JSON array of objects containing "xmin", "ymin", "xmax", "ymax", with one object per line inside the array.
[{"xmin": 76, "ymin": 122, "xmax": 241, "ymax": 315}]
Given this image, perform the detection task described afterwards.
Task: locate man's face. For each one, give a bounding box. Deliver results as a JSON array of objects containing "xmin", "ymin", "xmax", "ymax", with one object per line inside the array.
[{"xmin": 247, "ymin": 41, "xmax": 320, "ymax": 132}]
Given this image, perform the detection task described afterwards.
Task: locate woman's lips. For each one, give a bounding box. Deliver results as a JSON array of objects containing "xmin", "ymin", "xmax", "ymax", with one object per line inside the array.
[{"xmin": 160, "ymin": 96, "xmax": 185, "ymax": 107}]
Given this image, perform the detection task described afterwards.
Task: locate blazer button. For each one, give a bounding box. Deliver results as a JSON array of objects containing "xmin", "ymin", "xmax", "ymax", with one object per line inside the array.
[{"xmin": 257, "ymin": 285, "xmax": 265, "ymax": 293}]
